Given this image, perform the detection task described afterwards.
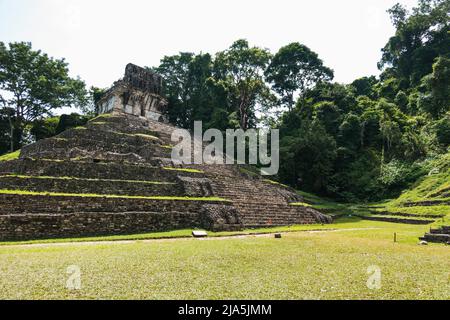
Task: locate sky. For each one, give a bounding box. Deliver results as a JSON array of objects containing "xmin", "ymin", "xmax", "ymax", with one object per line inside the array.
[{"xmin": 1, "ymin": 0, "xmax": 418, "ymax": 90}]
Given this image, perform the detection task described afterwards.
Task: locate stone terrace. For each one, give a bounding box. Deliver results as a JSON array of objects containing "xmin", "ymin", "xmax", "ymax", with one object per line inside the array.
[{"xmin": 0, "ymin": 112, "xmax": 331, "ymax": 241}]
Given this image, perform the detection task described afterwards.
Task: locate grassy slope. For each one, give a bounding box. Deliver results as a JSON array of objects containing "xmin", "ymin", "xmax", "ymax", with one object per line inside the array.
[
  {"xmin": 0, "ymin": 220, "xmax": 448, "ymax": 300},
  {"xmin": 365, "ymin": 153, "xmax": 450, "ymax": 227}
]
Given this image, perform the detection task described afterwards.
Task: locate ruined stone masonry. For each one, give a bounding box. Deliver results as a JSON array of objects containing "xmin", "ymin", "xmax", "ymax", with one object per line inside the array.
[
  {"xmin": 97, "ymin": 63, "xmax": 168, "ymax": 122},
  {"xmin": 0, "ymin": 64, "xmax": 331, "ymax": 241}
]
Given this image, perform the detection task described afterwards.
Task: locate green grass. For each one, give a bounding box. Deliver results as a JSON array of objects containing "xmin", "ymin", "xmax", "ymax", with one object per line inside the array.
[
  {"xmin": 263, "ymin": 179, "xmax": 289, "ymax": 188},
  {"xmin": 360, "ymin": 154, "xmax": 450, "ymax": 228},
  {"xmin": 296, "ymin": 190, "xmax": 354, "ymax": 217},
  {"xmin": 163, "ymin": 167, "xmax": 204, "ymax": 173},
  {"xmin": 0, "ymin": 150, "xmax": 20, "ymax": 162},
  {"xmin": 376, "ymin": 205, "xmax": 449, "ymax": 217},
  {"xmin": 88, "ymin": 113, "xmax": 115, "ymax": 121},
  {"xmin": 0, "ymin": 219, "xmax": 448, "ymax": 299},
  {"xmin": 133, "ymin": 133, "xmax": 159, "ymax": 140},
  {"xmin": 0, "ymin": 189, "xmax": 228, "ymax": 202},
  {"xmin": 112, "ymin": 131, "xmax": 159, "ymax": 141},
  {"xmin": 289, "ymin": 202, "xmax": 312, "ymax": 207},
  {"xmin": 0, "ymin": 174, "xmax": 176, "ymax": 185}
]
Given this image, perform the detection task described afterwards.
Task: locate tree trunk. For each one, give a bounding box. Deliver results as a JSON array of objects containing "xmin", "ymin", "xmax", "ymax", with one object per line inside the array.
[
  {"xmin": 239, "ymin": 92, "xmax": 249, "ymax": 130},
  {"xmin": 8, "ymin": 114, "xmax": 14, "ymax": 152}
]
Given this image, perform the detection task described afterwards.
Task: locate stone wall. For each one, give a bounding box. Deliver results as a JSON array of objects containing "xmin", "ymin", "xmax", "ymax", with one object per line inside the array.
[
  {"xmin": 20, "ymin": 128, "xmax": 170, "ymax": 162},
  {"xmin": 0, "ymin": 194, "xmax": 225, "ymax": 214},
  {"xmin": 0, "ymin": 194, "xmax": 230, "ymax": 240},
  {"xmin": 0, "ymin": 176, "xmax": 184, "ymax": 197},
  {"xmin": 0, "ymin": 211, "xmax": 201, "ymax": 241},
  {"xmin": 96, "ymin": 63, "xmax": 168, "ymax": 122},
  {"xmin": 124, "ymin": 63, "xmax": 163, "ymax": 95},
  {"xmin": 0, "ymin": 159, "xmax": 202, "ymax": 181}
]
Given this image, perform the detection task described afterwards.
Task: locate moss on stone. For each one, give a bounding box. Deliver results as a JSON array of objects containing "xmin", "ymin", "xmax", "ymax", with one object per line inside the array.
[
  {"xmin": 163, "ymin": 167, "xmax": 204, "ymax": 173},
  {"xmin": 88, "ymin": 113, "xmax": 115, "ymax": 122},
  {"xmin": 264, "ymin": 179, "xmax": 289, "ymax": 188},
  {"xmin": 0, "ymin": 189, "xmax": 228, "ymax": 201},
  {"xmin": 289, "ymin": 202, "xmax": 312, "ymax": 207},
  {"xmin": 112, "ymin": 131, "xmax": 159, "ymax": 141},
  {"xmin": 0, "ymin": 150, "xmax": 20, "ymax": 162},
  {"xmin": 0, "ymin": 174, "xmax": 176, "ymax": 185}
]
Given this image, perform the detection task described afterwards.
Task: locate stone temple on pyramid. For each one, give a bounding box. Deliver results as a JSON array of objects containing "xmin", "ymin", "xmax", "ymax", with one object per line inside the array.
[
  {"xmin": 97, "ymin": 64, "xmax": 169, "ymax": 122},
  {"xmin": 0, "ymin": 64, "xmax": 331, "ymax": 241}
]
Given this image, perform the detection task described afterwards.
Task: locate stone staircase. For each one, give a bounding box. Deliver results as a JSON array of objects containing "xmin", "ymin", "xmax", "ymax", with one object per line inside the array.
[
  {"xmin": 420, "ymin": 226, "xmax": 450, "ymax": 244},
  {"xmin": 195, "ymin": 165, "xmax": 330, "ymax": 227}
]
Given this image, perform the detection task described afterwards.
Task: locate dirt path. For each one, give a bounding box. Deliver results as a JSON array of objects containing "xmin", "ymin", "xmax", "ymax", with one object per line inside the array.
[{"xmin": 0, "ymin": 227, "xmax": 381, "ymax": 249}]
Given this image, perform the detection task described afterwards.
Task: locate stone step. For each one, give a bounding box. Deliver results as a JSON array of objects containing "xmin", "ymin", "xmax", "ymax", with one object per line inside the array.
[
  {"xmin": 0, "ymin": 159, "xmax": 203, "ymax": 181},
  {"xmin": 0, "ymin": 193, "xmax": 227, "ymax": 215},
  {"xmin": 430, "ymin": 227, "xmax": 450, "ymax": 235},
  {"xmin": 370, "ymin": 210, "xmax": 444, "ymax": 219},
  {"xmin": 358, "ymin": 215, "xmax": 435, "ymax": 225},
  {"xmin": 21, "ymin": 136, "xmax": 171, "ymax": 161},
  {"xmin": 0, "ymin": 211, "xmax": 201, "ymax": 241},
  {"xmin": 0, "ymin": 176, "xmax": 184, "ymax": 197},
  {"xmin": 420, "ymin": 233, "xmax": 450, "ymax": 243}
]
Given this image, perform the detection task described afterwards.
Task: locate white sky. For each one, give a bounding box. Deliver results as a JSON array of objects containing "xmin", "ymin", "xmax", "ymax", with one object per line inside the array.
[{"xmin": 1, "ymin": 0, "xmax": 417, "ymax": 89}]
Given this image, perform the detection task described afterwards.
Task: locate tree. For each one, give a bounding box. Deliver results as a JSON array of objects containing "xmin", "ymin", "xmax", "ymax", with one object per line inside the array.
[
  {"xmin": 351, "ymin": 76, "xmax": 378, "ymax": 99},
  {"xmin": 155, "ymin": 52, "xmax": 225, "ymax": 129},
  {"xmin": 265, "ymin": 42, "xmax": 334, "ymax": 110},
  {"xmin": 435, "ymin": 115, "xmax": 450, "ymax": 147},
  {"xmin": 418, "ymin": 56, "xmax": 450, "ymax": 118},
  {"xmin": 0, "ymin": 42, "xmax": 89, "ymax": 151},
  {"xmin": 55, "ymin": 113, "xmax": 90, "ymax": 135},
  {"xmin": 379, "ymin": 0, "xmax": 449, "ymax": 85},
  {"xmin": 155, "ymin": 52, "xmax": 195, "ymax": 127},
  {"xmin": 279, "ymin": 120, "xmax": 337, "ymax": 192},
  {"xmin": 89, "ymin": 86, "xmax": 107, "ymax": 115},
  {"xmin": 30, "ymin": 116, "xmax": 59, "ymax": 141},
  {"xmin": 0, "ymin": 106, "xmax": 15, "ymax": 154},
  {"xmin": 213, "ymin": 40, "xmax": 272, "ymax": 129}
]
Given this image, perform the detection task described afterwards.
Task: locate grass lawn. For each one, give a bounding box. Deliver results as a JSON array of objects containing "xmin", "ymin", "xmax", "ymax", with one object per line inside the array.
[{"xmin": 0, "ymin": 219, "xmax": 448, "ymax": 300}]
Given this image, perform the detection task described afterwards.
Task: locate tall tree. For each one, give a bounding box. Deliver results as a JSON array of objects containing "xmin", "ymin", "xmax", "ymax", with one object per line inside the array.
[
  {"xmin": 378, "ymin": 0, "xmax": 449, "ymax": 85},
  {"xmin": 0, "ymin": 42, "xmax": 89, "ymax": 151},
  {"xmin": 265, "ymin": 42, "xmax": 334, "ymax": 110},
  {"xmin": 418, "ymin": 56, "xmax": 450, "ymax": 118},
  {"xmin": 155, "ymin": 52, "xmax": 195, "ymax": 128},
  {"xmin": 213, "ymin": 40, "xmax": 272, "ymax": 129}
]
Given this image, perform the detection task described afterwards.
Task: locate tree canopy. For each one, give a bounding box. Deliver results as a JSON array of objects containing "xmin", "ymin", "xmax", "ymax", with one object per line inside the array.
[
  {"xmin": 0, "ymin": 42, "xmax": 89, "ymax": 151},
  {"xmin": 266, "ymin": 42, "xmax": 334, "ymax": 110}
]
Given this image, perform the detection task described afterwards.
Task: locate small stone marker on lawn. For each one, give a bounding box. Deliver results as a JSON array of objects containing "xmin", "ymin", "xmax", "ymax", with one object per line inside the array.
[
  {"xmin": 274, "ymin": 233, "xmax": 282, "ymax": 239},
  {"xmin": 192, "ymin": 230, "xmax": 208, "ymax": 238}
]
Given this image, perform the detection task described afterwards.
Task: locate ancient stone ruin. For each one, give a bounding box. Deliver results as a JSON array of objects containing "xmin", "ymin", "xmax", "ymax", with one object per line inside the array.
[
  {"xmin": 97, "ymin": 63, "xmax": 169, "ymax": 122},
  {"xmin": 420, "ymin": 226, "xmax": 450, "ymax": 244},
  {"xmin": 0, "ymin": 64, "xmax": 331, "ymax": 241}
]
